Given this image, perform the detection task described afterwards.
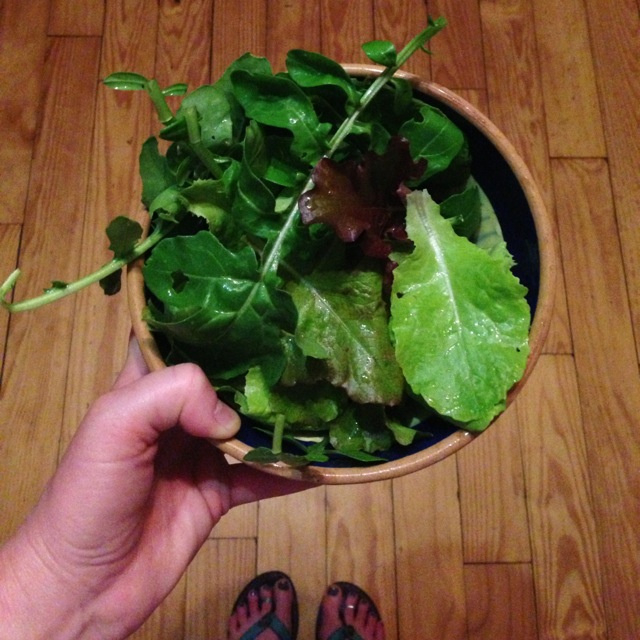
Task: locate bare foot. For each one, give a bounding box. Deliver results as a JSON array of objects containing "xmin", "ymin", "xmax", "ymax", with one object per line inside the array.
[
  {"xmin": 316, "ymin": 582, "xmax": 385, "ymax": 640},
  {"xmin": 228, "ymin": 572, "xmax": 297, "ymax": 640}
]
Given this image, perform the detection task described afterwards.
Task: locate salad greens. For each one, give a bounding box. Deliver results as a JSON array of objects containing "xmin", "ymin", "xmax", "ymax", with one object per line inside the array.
[{"xmin": 0, "ymin": 17, "xmax": 531, "ymax": 466}]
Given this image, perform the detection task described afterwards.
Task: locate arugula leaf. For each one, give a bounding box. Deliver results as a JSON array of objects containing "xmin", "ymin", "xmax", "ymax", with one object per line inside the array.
[
  {"xmin": 399, "ymin": 104, "xmax": 465, "ymax": 179},
  {"xmin": 143, "ymin": 231, "xmax": 296, "ymax": 382},
  {"xmin": 139, "ymin": 137, "xmax": 176, "ymax": 208},
  {"xmin": 286, "ymin": 49, "xmax": 361, "ymax": 107},
  {"xmin": 287, "ymin": 269, "xmax": 404, "ymax": 405},
  {"xmin": 362, "ymin": 40, "xmax": 398, "ymax": 67},
  {"xmin": 440, "ymin": 183, "xmax": 482, "ymax": 239},
  {"xmin": 230, "ymin": 70, "xmax": 332, "ymax": 163},
  {"xmin": 390, "ymin": 190, "xmax": 530, "ymax": 430},
  {"xmin": 105, "ymin": 216, "xmax": 143, "ymax": 259}
]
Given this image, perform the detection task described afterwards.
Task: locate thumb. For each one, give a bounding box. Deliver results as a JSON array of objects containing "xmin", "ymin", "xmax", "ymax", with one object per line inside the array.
[{"xmin": 75, "ymin": 362, "xmax": 241, "ymax": 463}]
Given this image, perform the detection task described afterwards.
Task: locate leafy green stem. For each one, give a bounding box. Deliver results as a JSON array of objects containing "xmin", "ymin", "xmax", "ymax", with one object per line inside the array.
[
  {"xmin": 0, "ymin": 221, "xmax": 173, "ymax": 313},
  {"xmin": 146, "ymin": 79, "xmax": 174, "ymax": 124},
  {"xmin": 327, "ymin": 16, "xmax": 447, "ymax": 155},
  {"xmin": 272, "ymin": 414, "xmax": 286, "ymax": 455},
  {"xmin": 184, "ymin": 106, "xmax": 224, "ymax": 179}
]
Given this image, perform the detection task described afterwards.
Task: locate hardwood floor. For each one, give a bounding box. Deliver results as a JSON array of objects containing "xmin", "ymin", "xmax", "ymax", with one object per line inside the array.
[{"xmin": 1, "ymin": 1, "xmax": 639, "ymax": 638}]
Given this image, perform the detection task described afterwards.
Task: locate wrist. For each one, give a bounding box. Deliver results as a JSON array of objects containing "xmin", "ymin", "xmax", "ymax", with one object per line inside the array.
[{"xmin": 0, "ymin": 529, "xmax": 89, "ymax": 640}]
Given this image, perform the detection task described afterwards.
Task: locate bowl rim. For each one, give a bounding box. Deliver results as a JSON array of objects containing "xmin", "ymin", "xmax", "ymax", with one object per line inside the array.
[{"xmin": 127, "ymin": 64, "xmax": 558, "ymax": 485}]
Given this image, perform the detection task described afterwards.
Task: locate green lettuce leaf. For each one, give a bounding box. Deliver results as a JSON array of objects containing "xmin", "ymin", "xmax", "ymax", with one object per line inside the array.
[
  {"xmin": 237, "ymin": 366, "xmax": 345, "ymax": 431},
  {"xmin": 329, "ymin": 403, "xmax": 393, "ymax": 454},
  {"xmin": 287, "ymin": 269, "xmax": 404, "ymax": 405},
  {"xmin": 390, "ymin": 190, "xmax": 530, "ymax": 430}
]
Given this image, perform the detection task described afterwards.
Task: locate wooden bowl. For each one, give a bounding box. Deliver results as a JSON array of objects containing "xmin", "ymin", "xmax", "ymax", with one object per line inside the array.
[{"xmin": 128, "ymin": 65, "xmax": 557, "ymax": 484}]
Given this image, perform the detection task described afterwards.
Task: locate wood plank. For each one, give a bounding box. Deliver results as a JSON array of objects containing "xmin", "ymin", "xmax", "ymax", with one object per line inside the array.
[
  {"xmin": 156, "ymin": 0, "xmax": 212, "ymax": 87},
  {"xmin": 552, "ymin": 158, "xmax": 640, "ymax": 640},
  {"xmin": 266, "ymin": 0, "xmax": 321, "ymax": 69},
  {"xmin": 185, "ymin": 538, "xmax": 257, "ymax": 640},
  {"xmin": 211, "ymin": 0, "xmax": 267, "ymax": 78},
  {"xmin": 0, "ymin": 36, "xmax": 102, "ymax": 539},
  {"xmin": 373, "ymin": 0, "xmax": 432, "ymax": 78},
  {"xmin": 427, "ymin": 0, "xmax": 485, "ymax": 88},
  {"xmin": 60, "ymin": 0, "xmax": 159, "ymax": 452},
  {"xmin": 319, "ymin": 0, "xmax": 374, "ymax": 62},
  {"xmin": 129, "ymin": 575, "xmax": 186, "ymax": 640},
  {"xmin": 532, "ymin": 0, "xmax": 605, "ymax": 158},
  {"xmin": 464, "ymin": 564, "xmax": 538, "ymax": 640},
  {"xmin": 518, "ymin": 355, "xmax": 606, "ymax": 638},
  {"xmin": 48, "ymin": 0, "xmax": 105, "ymax": 36},
  {"xmin": 480, "ymin": 0, "xmax": 572, "ymax": 356},
  {"xmin": 210, "ymin": 480, "xmax": 257, "ymax": 538},
  {"xmin": 458, "ymin": 407, "xmax": 531, "ymax": 563},
  {"xmin": 257, "ymin": 488, "xmax": 327, "ymax": 640},
  {"xmin": 584, "ymin": 0, "xmax": 640, "ymax": 363},
  {"xmin": 0, "ymin": 225, "xmax": 21, "ymax": 385},
  {"xmin": 393, "ymin": 457, "xmax": 467, "ymax": 639},
  {"xmin": 0, "ymin": 0, "xmax": 50, "ymax": 223},
  {"xmin": 326, "ymin": 482, "xmax": 398, "ymax": 640}
]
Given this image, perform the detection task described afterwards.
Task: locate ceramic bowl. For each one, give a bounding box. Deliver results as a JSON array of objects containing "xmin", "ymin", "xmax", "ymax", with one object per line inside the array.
[{"xmin": 128, "ymin": 65, "xmax": 557, "ymax": 484}]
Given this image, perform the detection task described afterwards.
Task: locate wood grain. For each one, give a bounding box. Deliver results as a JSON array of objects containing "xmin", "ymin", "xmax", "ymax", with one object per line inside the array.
[
  {"xmin": 130, "ymin": 576, "xmax": 186, "ymax": 640},
  {"xmin": 480, "ymin": 0, "xmax": 572, "ymax": 356},
  {"xmin": 184, "ymin": 539, "xmax": 256, "ymax": 640},
  {"xmin": 319, "ymin": 0, "xmax": 374, "ymax": 62},
  {"xmin": 1, "ymin": 2, "xmax": 639, "ymax": 638},
  {"xmin": 0, "ymin": 36, "xmax": 101, "ymax": 538},
  {"xmin": 211, "ymin": 0, "xmax": 267, "ymax": 77},
  {"xmin": 584, "ymin": 0, "xmax": 640, "ymax": 364},
  {"xmin": 156, "ymin": 0, "xmax": 213, "ymax": 87},
  {"xmin": 393, "ymin": 457, "xmax": 467, "ymax": 640},
  {"xmin": 552, "ymin": 158, "xmax": 640, "ymax": 640},
  {"xmin": 532, "ymin": 0, "xmax": 606, "ymax": 158},
  {"xmin": 48, "ymin": 0, "xmax": 106, "ymax": 36},
  {"xmin": 458, "ymin": 407, "xmax": 531, "ymax": 563},
  {"xmin": 0, "ymin": 0, "xmax": 49, "ymax": 224},
  {"xmin": 326, "ymin": 482, "xmax": 398, "ymax": 640},
  {"xmin": 465, "ymin": 563, "xmax": 538, "ymax": 640},
  {"xmin": 267, "ymin": 0, "xmax": 321, "ymax": 69},
  {"xmin": 0, "ymin": 225, "xmax": 20, "ymax": 384},
  {"xmin": 518, "ymin": 355, "xmax": 606, "ymax": 638},
  {"xmin": 428, "ymin": 0, "xmax": 485, "ymax": 88}
]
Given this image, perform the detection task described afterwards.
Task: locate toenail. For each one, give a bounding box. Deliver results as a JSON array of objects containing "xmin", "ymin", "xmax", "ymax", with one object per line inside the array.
[
  {"xmin": 277, "ymin": 579, "xmax": 290, "ymax": 591},
  {"xmin": 328, "ymin": 585, "xmax": 340, "ymax": 596}
]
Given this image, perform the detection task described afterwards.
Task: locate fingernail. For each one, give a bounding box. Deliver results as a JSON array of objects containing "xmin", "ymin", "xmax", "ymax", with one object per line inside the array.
[{"xmin": 212, "ymin": 401, "xmax": 241, "ymax": 437}]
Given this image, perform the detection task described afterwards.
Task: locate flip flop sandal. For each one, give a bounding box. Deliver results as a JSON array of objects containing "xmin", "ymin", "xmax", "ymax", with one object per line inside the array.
[
  {"xmin": 315, "ymin": 581, "xmax": 381, "ymax": 640},
  {"xmin": 229, "ymin": 570, "xmax": 298, "ymax": 640}
]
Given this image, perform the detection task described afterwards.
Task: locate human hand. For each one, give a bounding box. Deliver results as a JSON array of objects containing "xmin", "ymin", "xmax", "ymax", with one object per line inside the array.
[{"xmin": 0, "ymin": 339, "xmax": 310, "ymax": 639}]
